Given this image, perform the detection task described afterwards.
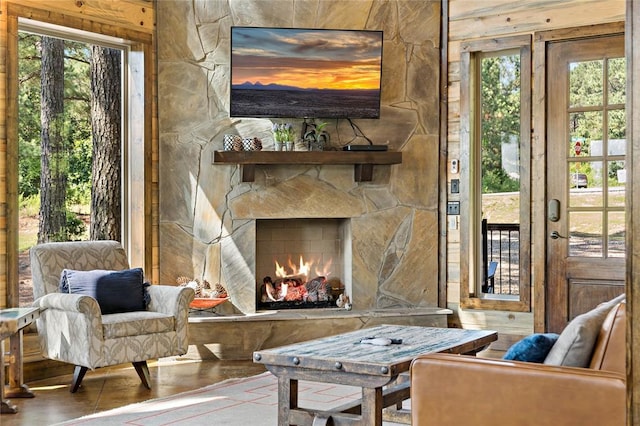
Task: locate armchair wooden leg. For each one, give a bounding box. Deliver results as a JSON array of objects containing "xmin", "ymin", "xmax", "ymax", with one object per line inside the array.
[
  {"xmin": 133, "ymin": 361, "xmax": 151, "ymax": 389},
  {"xmin": 71, "ymin": 366, "xmax": 88, "ymax": 393}
]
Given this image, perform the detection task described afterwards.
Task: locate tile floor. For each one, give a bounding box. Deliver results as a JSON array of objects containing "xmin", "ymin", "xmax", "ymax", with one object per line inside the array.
[{"xmin": 1, "ymin": 358, "xmax": 266, "ymax": 425}]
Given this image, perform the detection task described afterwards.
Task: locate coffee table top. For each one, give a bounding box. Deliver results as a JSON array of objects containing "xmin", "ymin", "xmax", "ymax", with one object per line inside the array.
[
  {"xmin": 253, "ymin": 324, "xmax": 497, "ymax": 377},
  {"xmin": 0, "ymin": 307, "xmax": 40, "ymax": 340}
]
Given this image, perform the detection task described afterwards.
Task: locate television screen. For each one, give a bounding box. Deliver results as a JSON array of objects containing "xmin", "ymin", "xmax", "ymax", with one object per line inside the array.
[{"xmin": 230, "ymin": 27, "xmax": 383, "ymax": 119}]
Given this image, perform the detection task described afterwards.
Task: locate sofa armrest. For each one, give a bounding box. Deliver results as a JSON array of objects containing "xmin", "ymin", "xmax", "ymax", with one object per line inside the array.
[{"xmin": 410, "ymin": 354, "xmax": 625, "ymax": 426}]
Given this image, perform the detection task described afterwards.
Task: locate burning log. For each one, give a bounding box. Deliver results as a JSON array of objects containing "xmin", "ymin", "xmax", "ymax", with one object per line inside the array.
[
  {"xmin": 306, "ymin": 276, "xmax": 330, "ymax": 302},
  {"xmin": 261, "ymin": 274, "xmax": 336, "ymax": 304}
]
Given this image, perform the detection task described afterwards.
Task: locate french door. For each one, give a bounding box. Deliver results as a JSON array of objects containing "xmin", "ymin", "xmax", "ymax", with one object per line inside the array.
[{"xmin": 545, "ymin": 34, "xmax": 626, "ymax": 333}]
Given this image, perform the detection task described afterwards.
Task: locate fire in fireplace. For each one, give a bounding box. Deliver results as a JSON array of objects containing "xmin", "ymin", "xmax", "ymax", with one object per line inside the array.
[{"xmin": 257, "ymin": 255, "xmax": 345, "ymax": 310}]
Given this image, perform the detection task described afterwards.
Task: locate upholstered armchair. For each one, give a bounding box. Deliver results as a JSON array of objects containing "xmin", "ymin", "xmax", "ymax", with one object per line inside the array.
[{"xmin": 30, "ymin": 240, "xmax": 195, "ymax": 392}]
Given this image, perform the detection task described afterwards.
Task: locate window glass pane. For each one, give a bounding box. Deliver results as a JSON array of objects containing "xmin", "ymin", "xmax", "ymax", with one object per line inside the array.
[
  {"xmin": 608, "ymin": 211, "xmax": 625, "ymax": 257},
  {"xmin": 18, "ymin": 30, "xmax": 123, "ymax": 306},
  {"xmin": 479, "ymin": 51, "xmax": 521, "ymax": 296},
  {"xmin": 570, "ymin": 60, "xmax": 603, "ymax": 107},
  {"xmin": 608, "ymin": 57, "xmax": 626, "ymax": 105},
  {"xmin": 569, "ymin": 211, "xmax": 602, "ymax": 257}
]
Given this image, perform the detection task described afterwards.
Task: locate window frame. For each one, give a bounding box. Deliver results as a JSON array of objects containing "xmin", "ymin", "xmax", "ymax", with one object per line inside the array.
[{"xmin": 459, "ymin": 35, "xmax": 532, "ymax": 312}]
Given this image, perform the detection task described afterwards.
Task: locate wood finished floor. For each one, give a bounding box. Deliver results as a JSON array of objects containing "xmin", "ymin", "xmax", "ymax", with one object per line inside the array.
[{"xmin": 1, "ymin": 358, "xmax": 266, "ymax": 425}]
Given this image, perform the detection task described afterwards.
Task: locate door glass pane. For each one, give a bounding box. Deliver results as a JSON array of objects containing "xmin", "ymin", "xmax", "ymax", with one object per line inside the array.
[
  {"xmin": 569, "ymin": 211, "xmax": 602, "ymax": 257},
  {"xmin": 569, "ymin": 160, "xmax": 602, "ymax": 207},
  {"xmin": 479, "ymin": 51, "xmax": 521, "ymax": 295},
  {"xmin": 567, "ymin": 55, "xmax": 625, "ymax": 260},
  {"xmin": 607, "ymin": 110, "xmax": 626, "ymax": 147},
  {"xmin": 608, "ymin": 211, "xmax": 625, "ymax": 257},
  {"xmin": 608, "ymin": 57, "xmax": 626, "ymax": 105},
  {"xmin": 608, "ymin": 160, "xmax": 625, "ymax": 207},
  {"xmin": 569, "ymin": 111, "xmax": 603, "ymax": 158},
  {"xmin": 569, "ymin": 60, "xmax": 603, "ymax": 107}
]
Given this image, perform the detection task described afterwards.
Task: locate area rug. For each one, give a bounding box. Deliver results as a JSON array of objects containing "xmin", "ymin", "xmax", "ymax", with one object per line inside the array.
[{"xmin": 55, "ymin": 371, "xmax": 407, "ymax": 425}]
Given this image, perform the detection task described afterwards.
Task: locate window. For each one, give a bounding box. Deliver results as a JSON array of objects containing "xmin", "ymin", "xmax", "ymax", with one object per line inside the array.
[
  {"xmin": 459, "ymin": 35, "xmax": 531, "ymax": 311},
  {"xmin": 7, "ymin": 13, "xmax": 152, "ymax": 307}
]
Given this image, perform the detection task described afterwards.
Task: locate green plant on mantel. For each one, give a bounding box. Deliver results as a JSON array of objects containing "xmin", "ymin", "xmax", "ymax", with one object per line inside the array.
[{"xmin": 303, "ymin": 120, "xmax": 329, "ymax": 151}]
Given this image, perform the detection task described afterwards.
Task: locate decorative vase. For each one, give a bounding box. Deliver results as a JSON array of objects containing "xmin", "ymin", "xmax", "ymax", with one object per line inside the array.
[
  {"xmin": 274, "ymin": 141, "xmax": 283, "ymax": 151},
  {"xmin": 285, "ymin": 141, "xmax": 294, "ymax": 151}
]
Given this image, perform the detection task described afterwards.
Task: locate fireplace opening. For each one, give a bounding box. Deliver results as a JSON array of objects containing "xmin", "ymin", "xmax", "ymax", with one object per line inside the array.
[{"xmin": 255, "ymin": 219, "xmax": 351, "ymax": 310}]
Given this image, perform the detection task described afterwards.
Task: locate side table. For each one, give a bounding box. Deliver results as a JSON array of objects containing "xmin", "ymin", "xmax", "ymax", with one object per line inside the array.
[{"xmin": 0, "ymin": 307, "xmax": 40, "ymax": 414}]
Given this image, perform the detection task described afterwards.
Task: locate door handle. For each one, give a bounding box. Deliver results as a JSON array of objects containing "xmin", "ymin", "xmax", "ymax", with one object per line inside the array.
[{"xmin": 550, "ymin": 231, "xmax": 566, "ymax": 239}]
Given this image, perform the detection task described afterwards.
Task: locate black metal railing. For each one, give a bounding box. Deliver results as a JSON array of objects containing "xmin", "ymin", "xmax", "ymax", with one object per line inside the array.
[{"xmin": 482, "ymin": 219, "xmax": 520, "ymax": 295}]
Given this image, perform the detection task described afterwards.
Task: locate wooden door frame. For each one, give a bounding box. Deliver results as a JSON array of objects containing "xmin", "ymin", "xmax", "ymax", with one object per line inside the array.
[
  {"xmin": 531, "ymin": 22, "xmax": 625, "ymax": 334},
  {"xmin": 626, "ymin": 2, "xmax": 640, "ymax": 423}
]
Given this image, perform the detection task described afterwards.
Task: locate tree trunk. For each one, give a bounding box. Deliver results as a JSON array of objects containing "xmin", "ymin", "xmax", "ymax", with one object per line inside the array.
[
  {"xmin": 90, "ymin": 46, "xmax": 121, "ymax": 241},
  {"xmin": 38, "ymin": 37, "xmax": 67, "ymax": 243}
]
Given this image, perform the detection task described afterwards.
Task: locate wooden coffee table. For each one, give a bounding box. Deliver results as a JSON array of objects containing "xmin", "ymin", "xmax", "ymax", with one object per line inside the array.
[{"xmin": 253, "ymin": 324, "xmax": 497, "ymax": 425}]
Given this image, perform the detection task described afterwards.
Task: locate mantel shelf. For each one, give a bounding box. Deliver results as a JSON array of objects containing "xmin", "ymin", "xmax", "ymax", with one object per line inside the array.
[{"xmin": 212, "ymin": 151, "xmax": 402, "ymax": 182}]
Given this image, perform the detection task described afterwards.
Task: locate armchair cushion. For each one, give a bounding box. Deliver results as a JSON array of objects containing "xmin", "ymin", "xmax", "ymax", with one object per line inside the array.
[
  {"xmin": 60, "ymin": 268, "xmax": 149, "ymax": 315},
  {"xmin": 101, "ymin": 311, "xmax": 175, "ymax": 339},
  {"xmin": 503, "ymin": 333, "xmax": 559, "ymax": 363}
]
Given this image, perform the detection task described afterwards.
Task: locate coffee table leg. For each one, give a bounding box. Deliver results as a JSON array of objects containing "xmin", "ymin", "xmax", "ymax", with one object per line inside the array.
[
  {"xmin": 6, "ymin": 329, "xmax": 34, "ymax": 398},
  {"xmin": 278, "ymin": 376, "xmax": 298, "ymax": 425},
  {"xmin": 1, "ymin": 339, "xmax": 18, "ymax": 414},
  {"xmin": 361, "ymin": 387, "xmax": 383, "ymax": 426}
]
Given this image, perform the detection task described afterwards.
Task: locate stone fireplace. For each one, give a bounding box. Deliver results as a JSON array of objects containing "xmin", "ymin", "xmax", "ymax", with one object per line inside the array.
[
  {"xmin": 255, "ymin": 218, "xmax": 350, "ymax": 310},
  {"xmin": 157, "ymin": 1, "xmax": 446, "ymax": 359}
]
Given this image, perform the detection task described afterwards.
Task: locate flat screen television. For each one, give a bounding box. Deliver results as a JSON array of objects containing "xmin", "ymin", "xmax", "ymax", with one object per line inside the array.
[{"xmin": 230, "ymin": 27, "xmax": 383, "ymax": 119}]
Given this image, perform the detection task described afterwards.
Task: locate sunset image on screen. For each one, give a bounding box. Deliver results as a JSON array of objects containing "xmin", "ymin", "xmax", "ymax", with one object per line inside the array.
[
  {"xmin": 231, "ymin": 28, "xmax": 382, "ymax": 90},
  {"xmin": 230, "ymin": 27, "xmax": 383, "ymax": 118}
]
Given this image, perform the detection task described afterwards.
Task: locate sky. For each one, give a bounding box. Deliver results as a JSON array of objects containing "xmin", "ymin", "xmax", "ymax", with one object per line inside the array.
[{"xmin": 231, "ymin": 27, "xmax": 383, "ymax": 90}]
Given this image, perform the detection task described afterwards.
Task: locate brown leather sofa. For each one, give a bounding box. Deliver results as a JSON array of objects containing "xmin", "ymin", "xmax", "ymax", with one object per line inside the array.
[{"xmin": 410, "ymin": 301, "xmax": 626, "ymax": 425}]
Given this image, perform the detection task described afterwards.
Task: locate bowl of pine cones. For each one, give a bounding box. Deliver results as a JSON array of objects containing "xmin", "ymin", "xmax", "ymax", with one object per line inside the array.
[{"xmin": 177, "ymin": 277, "xmax": 228, "ymax": 309}]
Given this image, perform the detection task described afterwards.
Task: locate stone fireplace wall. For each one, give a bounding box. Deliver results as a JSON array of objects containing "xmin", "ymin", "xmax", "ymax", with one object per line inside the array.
[{"xmin": 156, "ymin": 0, "xmax": 441, "ymax": 314}]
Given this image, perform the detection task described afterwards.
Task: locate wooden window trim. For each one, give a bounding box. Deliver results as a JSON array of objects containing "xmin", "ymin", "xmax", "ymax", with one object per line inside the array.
[{"xmin": 459, "ymin": 34, "xmax": 532, "ymax": 312}]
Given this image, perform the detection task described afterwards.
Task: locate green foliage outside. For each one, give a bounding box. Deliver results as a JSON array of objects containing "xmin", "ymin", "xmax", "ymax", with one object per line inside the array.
[
  {"xmin": 19, "ymin": 32, "xmax": 91, "ymax": 242},
  {"xmin": 480, "ymin": 54, "xmax": 626, "ymax": 195},
  {"xmin": 480, "ymin": 53, "xmax": 521, "ymax": 194}
]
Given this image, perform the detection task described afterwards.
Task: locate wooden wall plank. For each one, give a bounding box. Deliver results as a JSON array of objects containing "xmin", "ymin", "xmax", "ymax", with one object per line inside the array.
[
  {"xmin": 450, "ymin": 0, "xmax": 624, "ymax": 40},
  {"xmin": 13, "ymin": 0, "xmax": 153, "ymax": 34}
]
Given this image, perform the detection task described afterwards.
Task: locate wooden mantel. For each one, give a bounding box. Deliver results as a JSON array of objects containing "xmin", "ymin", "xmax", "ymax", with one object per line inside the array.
[{"xmin": 212, "ymin": 151, "xmax": 402, "ymax": 182}]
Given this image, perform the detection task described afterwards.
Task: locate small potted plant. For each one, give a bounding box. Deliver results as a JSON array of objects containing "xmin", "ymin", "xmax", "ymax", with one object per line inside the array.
[
  {"xmin": 272, "ymin": 122, "xmax": 296, "ymax": 151},
  {"xmin": 303, "ymin": 121, "xmax": 329, "ymax": 151}
]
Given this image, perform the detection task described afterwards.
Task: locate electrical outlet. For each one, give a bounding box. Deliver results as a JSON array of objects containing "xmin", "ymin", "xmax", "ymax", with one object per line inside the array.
[
  {"xmin": 447, "ymin": 201, "xmax": 460, "ymax": 215},
  {"xmin": 451, "ymin": 179, "xmax": 459, "ymax": 194}
]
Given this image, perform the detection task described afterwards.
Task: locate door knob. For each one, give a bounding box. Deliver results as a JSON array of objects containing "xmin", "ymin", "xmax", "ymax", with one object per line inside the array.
[{"xmin": 550, "ymin": 231, "xmax": 566, "ymax": 239}]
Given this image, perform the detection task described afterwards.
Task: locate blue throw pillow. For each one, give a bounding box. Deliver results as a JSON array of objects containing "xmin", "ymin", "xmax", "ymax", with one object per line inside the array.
[
  {"xmin": 59, "ymin": 268, "xmax": 149, "ymax": 314},
  {"xmin": 503, "ymin": 333, "xmax": 560, "ymax": 363}
]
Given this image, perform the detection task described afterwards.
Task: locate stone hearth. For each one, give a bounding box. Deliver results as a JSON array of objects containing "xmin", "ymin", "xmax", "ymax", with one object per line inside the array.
[{"xmin": 186, "ymin": 307, "xmax": 451, "ymax": 360}]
